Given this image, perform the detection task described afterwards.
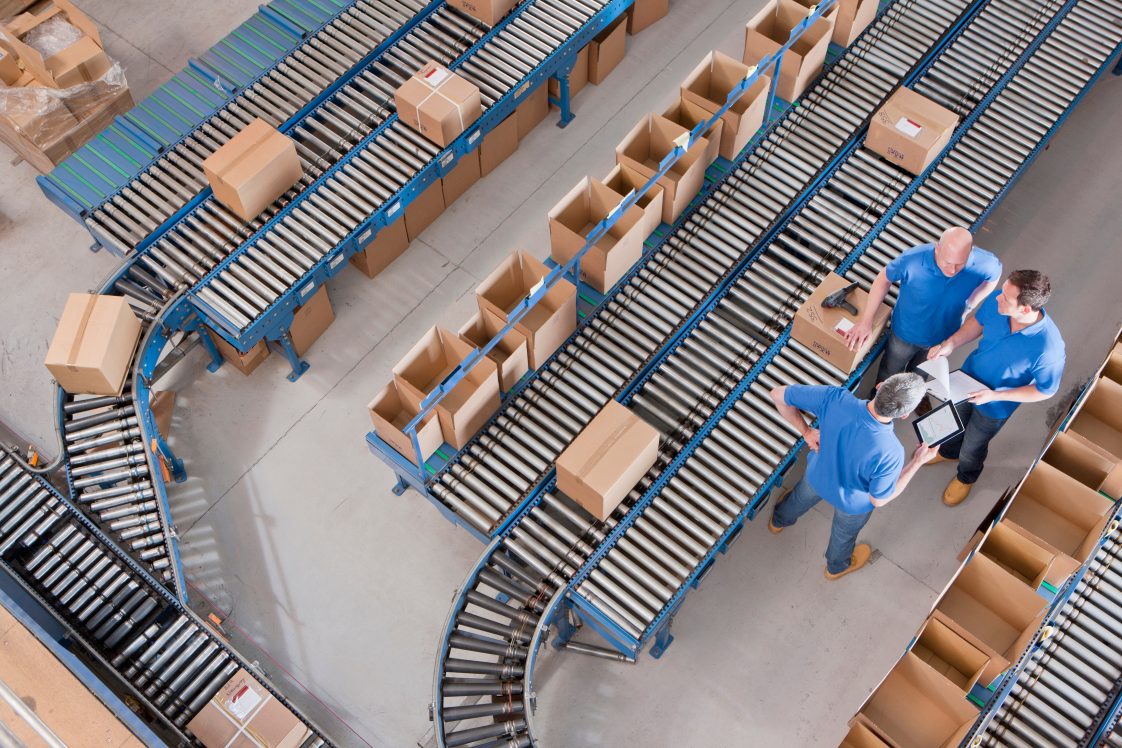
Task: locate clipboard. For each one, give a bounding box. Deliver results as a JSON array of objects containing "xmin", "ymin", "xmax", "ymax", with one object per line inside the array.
[{"xmin": 913, "ymin": 400, "xmax": 965, "ymax": 447}]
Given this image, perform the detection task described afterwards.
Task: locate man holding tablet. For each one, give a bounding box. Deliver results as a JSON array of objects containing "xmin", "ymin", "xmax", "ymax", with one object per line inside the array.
[
  {"xmin": 926, "ymin": 269, "xmax": 1066, "ymax": 506},
  {"xmin": 768, "ymin": 373, "xmax": 938, "ymax": 580}
]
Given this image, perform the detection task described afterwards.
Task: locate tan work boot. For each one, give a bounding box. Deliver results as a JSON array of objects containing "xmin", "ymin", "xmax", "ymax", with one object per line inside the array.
[
  {"xmin": 927, "ymin": 453, "xmax": 958, "ymax": 465},
  {"xmin": 824, "ymin": 543, "xmax": 872, "ymax": 580},
  {"xmin": 768, "ymin": 489, "xmax": 790, "ymax": 534},
  {"xmin": 943, "ymin": 478, "xmax": 973, "ymax": 506}
]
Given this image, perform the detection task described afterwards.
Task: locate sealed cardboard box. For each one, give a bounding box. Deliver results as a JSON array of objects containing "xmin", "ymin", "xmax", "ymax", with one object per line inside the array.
[
  {"xmin": 459, "ymin": 307, "xmax": 530, "ymax": 393},
  {"xmin": 627, "ymin": 0, "xmax": 669, "ymax": 34},
  {"xmin": 395, "ymin": 61, "xmax": 482, "ymax": 147},
  {"xmin": 548, "ymin": 176, "xmax": 646, "ymax": 293},
  {"xmin": 662, "ymin": 97, "xmax": 723, "ymax": 168},
  {"xmin": 681, "ymin": 51, "xmax": 770, "ymax": 160},
  {"xmin": 911, "ymin": 616, "xmax": 989, "ymax": 693},
  {"xmin": 392, "ymin": 326, "xmax": 500, "ymax": 448},
  {"xmin": 213, "ymin": 334, "xmax": 269, "ymax": 376},
  {"xmin": 1067, "ymin": 376, "xmax": 1122, "ymax": 462},
  {"xmin": 202, "ymin": 118, "xmax": 302, "ymax": 222},
  {"xmin": 588, "ymin": 16, "xmax": 626, "ymax": 85},
  {"xmin": 368, "ymin": 379, "xmax": 444, "ymax": 465},
  {"xmin": 858, "ymin": 653, "xmax": 978, "ymax": 748},
  {"xmin": 1043, "ymin": 430, "xmax": 1122, "ymax": 498},
  {"xmin": 441, "ymin": 150, "xmax": 481, "ymax": 206},
  {"xmin": 289, "ymin": 286, "xmax": 334, "ymax": 358},
  {"xmin": 743, "ymin": 0, "xmax": 833, "ymax": 101},
  {"xmin": 603, "ymin": 162, "xmax": 664, "ymax": 238},
  {"xmin": 615, "ymin": 113, "xmax": 709, "ymax": 224},
  {"xmin": 548, "ymin": 45, "xmax": 589, "ymax": 104},
  {"xmin": 978, "ymin": 520, "xmax": 1055, "ymax": 590},
  {"xmin": 476, "ymin": 250, "xmax": 577, "ymax": 369},
  {"xmin": 831, "ymin": 0, "xmax": 879, "ymax": 46},
  {"xmin": 556, "ymin": 401, "xmax": 659, "ymax": 520},
  {"xmin": 350, "ymin": 216, "xmax": 409, "ymax": 279},
  {"xmin": 791, "ymin": 272, "xmax": 890, "ymax": 374},
  {"xmin": 446, "ymin": 0, "xmax": 519, "ymax": 26},
  {"xmin": 45, "ymin": 293, "xmax": 141, "ymax": 395},
  {"xmin": 405, "ymin": 179, "xmax": 447, "ymax": 240},
  {"xmin": 481, "ymin": 112, "xmax": 518, "ymax": 175},
  {"xmin": 866, "ymin": 87, "xmax": 959, "ymax": 176},
  {"xmin": 515, "ymin": 84, "xmax": 549, "ymax": 139},
  {"xmin": 0, "ymin": 46, "xmax": 20, "ymax": 85},
  {"xmin": 186, "ymin": 668, "xmax": 310, "ymax": 748}
]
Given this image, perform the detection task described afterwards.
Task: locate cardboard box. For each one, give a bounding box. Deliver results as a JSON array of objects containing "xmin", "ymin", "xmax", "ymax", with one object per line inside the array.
[
  {"xmin": 791, "ymin": 272, "xmax": 890, "ymax": 374},
  {"xmin": 548, "ymin": 176, "xmax": 646, "ymax": 293},
  {"xmin": 459, "ymin": 307, "xmax": 530, "ymax": 393},
  {"xmin": 603, "ymin": 162, "xmax": 664, "ymax": 238},
  {"xmin": 615, "ymin": 113, "xmax": 709, "ymax": 224},
  {"xmin": 405, "ymin": 179, "xmax": 446, "ymax": 240},
  {"xmin": 186, "ymin": 668, "xmax": 310, "ymax": 748},
  {"xmin": 150, "ymin": 390, "xmax": 175, "ymax": 441},
  {"xmin": 0, "ymin": 46, "xmax": 19, "ymax": 85},
  {"xmin": 866, "ymin": 87, "xmax": 959, "ymax": 176},
  {"xmin": 1102, "ymin": 343, "xmax": 1122, "ymax": 384},
  {"xmin": 743, "ymin": 0, "xmax": 833, "ymax": 101},
  {"xmin": 515, "ymin": 84, "xmax": 549, "ymax": 139},
  {"xmin": 446, "ymin": 0, "xmax": 519, "ymax": 26},
  {"xmin": 481, "ymin": 112, "xmax": 518, "ymax": 175},
  {"xmin": 548, "ymin": 45, "xmax": 589, "ymax": 104},
  {"xmin": 202, "ymin": 118, "xmax": 303, "ymax": 222},
  {"xmin": 627, "ymin": 0, "xmax": 669, "ymax": 34},
  {"xmin": 682, "ymin": 51, "xmax": 770, "ymax": 160},
  {"xmin": 1044, "ymin": 430, "xmax": 1122, "ymax": 498},
  {"xmin": 476, "ymin": 251, "xmax": 577, "ymax": 369},
  {"xmin": 858, "ymin": 653, "xmax": 978, "ymax": 748},
  {"xmin": 213, "ymin": 334, "xmax": 269, "ymax": 376},
  {"xmin": 441, "ymin": 150, "xmax": 481, "ymax": 206},
  {"xmin": 1067, "ymin": 376, "xmax": 1122, "ymax": 462},
  {"xmin": 588, "ymin": 15, "xmax": 626, "ymax": 85},
  {"xmin": 832, "ymin": 0, "xmax": 879, "ymax": 46},
  {"xmin": 392, "ymin": 326, "xmax": 500, "ymax": 449},
  {"xmin": 911, "ymin": 616, "xmax": 990, "ymax": 693},
  {"xmin": 1, "ymin": 0, "xmax": 109, "ymax": 88},
  {"xmin": 395, "ymin": 61, "xmax": 482, "ymax": 147},
  {"xmin": 289, "ymin": 286, "xmax": 334, "ymax": 358},
  {"xmin": 350, "ymin": 217, "xmax": 409, "ymax": 279},
  {"xmin": 45, "ymin": 293, "xmax": 141, "ymax": 396},
  {"xmin": 978, "ymin": 521, "xmax": 1055, "ymax": 590},
  {"xmin": 841, "ymin": 717, "xmax": 893, "ymax": 748},
  {"xmin": 556, "ymin": 401, "xmax": 659, "ymax": 520},
  {"xmin": 662, "ymin": 97, "xmax": 723, "ymax": 168},
  {"xmin": 368, "ymin": 380, "xmax": 443, "ymax": 465}
]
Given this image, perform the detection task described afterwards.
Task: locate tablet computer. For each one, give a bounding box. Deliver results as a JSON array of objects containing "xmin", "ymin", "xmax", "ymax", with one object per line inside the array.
[{"xmin": 913, "ymin": 400, "xmax": 965, "ymax": 447}]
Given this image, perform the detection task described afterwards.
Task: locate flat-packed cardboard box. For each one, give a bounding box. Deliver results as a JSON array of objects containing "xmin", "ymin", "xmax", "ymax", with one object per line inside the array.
[
  {"xmin": 858, "ymin": 653, "xmax": 978, "ymax": 748},
  {"xmin": 1044, "ymin": 430, "xmax": 1122, "ymax": 498},
  {"xmin": 395, "ymin": 61, "xmax": 482, "ymax": 147},
  {"xmin": 405, "ymin": 179, "xmax": 447, "ymax": 240},
  {"xmin": 627, "ymin": 0, "xmax": 669, "ymax": 34},
  {"xmin": 441, "ymin": 150, "xmax": 481, "ymax": 206},
  {"xmin": 791, "ymin": 272, "xmax": 890, "ymax": 374},
  {"xmin": 150, "ymin": 390, "xmax": 175, "ymax": 440},
  {"xmin": 459, "ymin": 307, "xmax": 530, "ymax": 393},
  {"xmin": 186, "ymin": 668, "xmax": 310, "ymax": 748},
  {"xmin": 289, "ymin": 286, "xmax": 334, "ymax": 358},
  {"xmin": 743, "ymin": 0, "xmax": 833, "ymax": 101},
  {"xmin": 588, "ymin": 15, "xmax": 626, "ymax": 85},
  {"xmin": 0, "ymin": 46, "xmax": 20, "ymax": 85},
  {"xmin": 1, "ymin": 0, "xmax": 110, "ymax": 88},
  {"xmin": 1067, "ymin": 376, "xmax": 1122, "ymax": 462},
  {"xmin": 202, "ymin": 118, "xmax": 303, "ymax": 222},
  {"xmin": 213, "ymin": 334, "xmax": 269, "ymax": 376},
  {"xmin": 350, "ymin": 217, "xmax": 409, "ymax": 279},
  {"xmin": 831, "ymin": 0, "xmax": 879, "ymax": 46},
  {"xmin": 45, "ymin": 293, "xmax": 141, "ymax": 396},
  {"xmin": 616, "ymin": 113, "xmax": 709, "ymax": 224},
  {"xmin": 548, "ymin": 45, "xmax": 589, "ymax": 104},
  {"xmin": 681, "ymin": 51, "xmax": 770, "ymax": 160},
  {"xmin": 515, "ymin": 84, "xmax": 549, "ymax": 139},
  {"xmin": 977, "ymin": 521, "xmax": 1055, "ymax": 590},
  {"xmin": 842, "ymin": 716, "xmax": 893, "ymax": 748},
  {"xmin": 446, "ymin": 0, "xmax": 519, "ymax": 26},
  {"xmin": 368, "ymin": 380, "xmax": 444, "ymax": 465},
  {"xmin": 476, "ymin": 250, "xmax": 577, "ymax": 369},
  {"xmin": 662, "ymin": 97, "xmax": 723, "ymax": 168},
  {"xmin": 603, "ymin": 162, "xmax": 664, "ymax": 239},
  {"xmin": 481, "ymin": 112, "xmax": 518, "ymax": 175},
  {"xmin": 556, "ymin": 401, "xmax": 659, "ymax": 520},
  {"xmin": 548, "ymin": 176, "xmax": 646, "ymax": 293},
  {"xmin": 392, "ymin": 326, "xmax": 500, "ymax": 448},
  {"xmin": 911, "ymin": 616, "xmax": 990, "ymax": 693},
  {"xmin": 866, "ymin": 87, "xmax": 959, "ymax": 176}
]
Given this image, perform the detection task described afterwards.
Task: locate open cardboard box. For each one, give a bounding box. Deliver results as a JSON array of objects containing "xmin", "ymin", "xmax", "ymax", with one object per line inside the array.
[
  {"xmin": 841, "ymin": 716, "xmax": 893, "ymax": 748},
  {"xmin": 615, "ymin": 113, "xmax": 709, "ymax": 224},
  {"xmin": 1101, "ymin": 342, "xmax": 1122, "ymax": 385},
  {"xmin": 662, "ymin": 96, "xmax": 724, "ymax": 167},
  {"xmin": 743, "ymin": 0, "xmax": 834, "ymax": 102},
  {"xmin": 829, "ymin": 0, "xmax": 879, "ymax": 46},
  {"xmin": 1043, "ymin": 430, "xmax": 1122, "ymax": 499},
  {"xmin": 459, "ymin": 307, "xmax": 530, "ymax": 393},
  {"xmin": 911, "ymin": 615, "xmax": 990, "ymax": 694},
  {"xmin": 977, "ymin": 521, "xmax": 1055, "ymax": 591},
  {"xmin": 681, "ymin": 51, "xmax": 770, "ymax": 160},
  {"xmin": 368, "ymin": 379, "xmax": 444, "ymax": 465},
  {"xmin": 1067, "ymin": 376, "xmax": 1122, "ymax": 463},
  {"xmin": 602, "ymin": 162, "xmax": 664, "ymax": 239},
  {"xmin": 1, "ymin": 0, "xmax": 111, "ymax": 88},
  {"xmin": 548, "ymin": 176, "xmax": 646, "ymax": 293}
]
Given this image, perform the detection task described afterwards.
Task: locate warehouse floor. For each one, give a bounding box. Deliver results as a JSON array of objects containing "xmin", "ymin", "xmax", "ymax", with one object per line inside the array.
[{"xmin": 1, "ymin": 1, "xmax": 1120, "ymax": 746}]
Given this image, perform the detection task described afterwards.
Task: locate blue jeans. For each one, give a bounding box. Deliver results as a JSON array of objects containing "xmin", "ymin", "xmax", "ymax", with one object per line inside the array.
[
  {"xmin": 938, "ymin": 401, "xmax": 1008, "ymax": 484},
  {"xmin": 875, "ymin": 330, "xmax": 931, "ymax": 385},
  {"xmin": 771, "ymin": 477, "xmax": 873, "ymax": 574}
]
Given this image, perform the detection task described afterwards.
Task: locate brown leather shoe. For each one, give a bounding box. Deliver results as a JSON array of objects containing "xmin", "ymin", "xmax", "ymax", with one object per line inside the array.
[
  {"xmin": 927, "ymin": 453, "xmax": 958, "ymax": 465},
  {"xmin": 825, "ymin": 543, "xmax": 872, "ymax": 580},
  {"xmin": 768, "ymin": 489, "xmax": 791, "ymax": 534},
  {"xmin": 943, "ymin": 478, "xmax": 972, "ymax": 506}
]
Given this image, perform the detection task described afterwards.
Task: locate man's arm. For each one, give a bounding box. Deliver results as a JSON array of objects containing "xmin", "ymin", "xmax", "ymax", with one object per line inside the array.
[
  {"xmin": 927, "ymin": 315, "xmax": 984, "ymax": 360},
  {"xmin": 870, "ymin": 443, "xmax": 940, "ymax": 506},
  {"xmin": 965, "ymin": 279, "xmax": 999, "ymax": 314},
  {"xmin": 844, "ymin": 268, "xmax": 892, "ymax": 351},
  {"xmin": 769, "ymin": 386, "xmax": 821, "ymax": 451},
  {"xmin": 966, "ymin": 383, "xmax": 1055, "ymax": 406}
]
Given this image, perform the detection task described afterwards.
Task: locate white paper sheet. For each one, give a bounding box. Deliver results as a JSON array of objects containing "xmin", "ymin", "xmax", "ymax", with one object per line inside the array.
[{"xmin": 918, "ymin": 359, "xmax": 985, "ymax": 402}]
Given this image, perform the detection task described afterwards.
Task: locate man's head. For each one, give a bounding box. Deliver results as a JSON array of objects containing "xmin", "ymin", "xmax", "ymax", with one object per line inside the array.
[
  {"xmin": 872, "ymin": 372, "xmax": 926, "ymax": 420},
  {"xmin": 997, "ymin": 269, "xmax": 1052, "ymax": 317},
  {"xmin": 933, "ymin": 227, "xmax": 973, "ymax": 277}
]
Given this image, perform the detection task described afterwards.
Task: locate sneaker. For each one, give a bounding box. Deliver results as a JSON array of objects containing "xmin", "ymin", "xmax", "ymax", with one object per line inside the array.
[
  {"xmin": 943, "ymin": 478, "xmax": 973, "ymax": 506},
  {"xmin": 824, "ymin": 543, "xmax": 872, "ymax": 580}
]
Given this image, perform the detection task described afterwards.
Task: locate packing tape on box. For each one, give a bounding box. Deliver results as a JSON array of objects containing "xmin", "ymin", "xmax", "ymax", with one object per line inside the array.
[
  {"xmin": 66, "ymin": 295, "xmax": 98, "ymax": 369},
  {"xmin": 575, "ymin": 418, "xmax": 639, "ymax": 475},
  {"xmin": 416, "ymin": 68, "xmax": 470, "ymax": 132},
  {"xmin": 215, "ymin": 684, "xmax": 275, "ymax": 748}
]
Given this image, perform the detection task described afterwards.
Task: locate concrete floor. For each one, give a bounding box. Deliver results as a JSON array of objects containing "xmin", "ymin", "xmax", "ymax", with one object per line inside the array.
[{"xmin": 0, "ymin": 1, "xmax": 1120, "ymax": 746}]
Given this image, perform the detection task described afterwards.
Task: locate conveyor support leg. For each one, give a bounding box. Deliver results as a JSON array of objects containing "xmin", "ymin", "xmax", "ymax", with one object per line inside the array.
[
  {"xmin": 649, "ymin": 618, "xmax": 674, "ymax": 659},
  {"xmin": 275, "ymin": 333, "xmax": 310, "ymax": 382},
  {"xmin": 549, "ymin": 62, "xmax": 575, "ymax": 128},
  {"xmin": 392, "ymin": 476, "xmax": 408, "ymax": 496},
  {"xmin": 199, "ymin": 329, "xmax": 224, "ymax": 373}
]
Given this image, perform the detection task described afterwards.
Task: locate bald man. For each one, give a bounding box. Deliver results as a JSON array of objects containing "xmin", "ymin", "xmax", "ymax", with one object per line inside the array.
[{"xmin": 845, "ymin": 227, "xmax": 1002, "ymax": 386}]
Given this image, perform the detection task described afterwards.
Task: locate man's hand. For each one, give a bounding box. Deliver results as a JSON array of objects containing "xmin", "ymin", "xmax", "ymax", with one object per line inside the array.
[
  {"xmin": 967, "ymin": 388, "xmax": 998, "ymax": 405},
  {"xmin": 911, "ymin": 442, "xmax": 940, "ymax": 465},
  {"xmin": 803, "ymin": 428, "xmax": 821, "ymax": 452},
  {"xmin": 927, "ymin": 340, "xmax": 955, "ymax": 360},
  {"xmin": 844, "ymin": 320, "xmax": 873, "ymax": 351}
]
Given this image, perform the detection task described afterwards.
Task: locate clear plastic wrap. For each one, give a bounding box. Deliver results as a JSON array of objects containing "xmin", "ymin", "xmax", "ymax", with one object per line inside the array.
[
  {"xmin": 0, "ymin": 61, "xmax": 127, "ymax": 147},
  {"xmin": 21, "ymin": 16, "xmax": 83, "ymax": 58}
]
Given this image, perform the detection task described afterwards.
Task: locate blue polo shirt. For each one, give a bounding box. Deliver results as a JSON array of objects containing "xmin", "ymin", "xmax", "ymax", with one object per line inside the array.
[
  {"xmin": 886, "ymin": 244, "xmax": 1002, "ymax": 347},
  {"xmin": 784, "ymin": 385, "xmax": 904, "ymax": 515},
  {"xmin": 961, "ymin": 290, "xmax": 1066, "ymax": 420}
]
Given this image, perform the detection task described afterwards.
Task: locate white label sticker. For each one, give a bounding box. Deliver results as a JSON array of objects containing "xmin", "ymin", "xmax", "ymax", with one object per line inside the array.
[
  {"xmin": 300, "ymin": 282, "xmax": 314, "ymax": 299},
  {"xmin": 895, "ymin": 117, "xmax": 923, "ymax": 138},
  {"xmin": 468, "ymin": 130, "xmax": 480, "ymax": 145},
  {"xmin": 387, "ymin": 201, "xmax": 401, "ymax": 216},
  {"xmin": 423, "ymin": 65, "xmax": 451, "ymax": 87},
  {"xmin": 833, "ymin": 318, "xmax": 855, "ymax": 336},
  {"xmin": 330, "ymin": 253, "xmax": 344, "ymax": 269},
  {"xmin": 359, "ymin": 228, "xmax": 372, "ymax": 244},
  {"xmin": 440, "ymin": 152, "xmax": 454, "ymax": 168},
  {"xmin": 226, "ymin": 684, "xmax": 262, "ymax": 721}
]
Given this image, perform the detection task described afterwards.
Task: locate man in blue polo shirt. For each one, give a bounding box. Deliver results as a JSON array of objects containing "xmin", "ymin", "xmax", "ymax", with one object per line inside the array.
[
  {"xmin": 844, "ymin": 227, "xmax": 1002, "ymax": 388},
  {"xmin": 927, "ymin": 269, "xmax": 1066, "ymax": 505},
  {"xmin": 767, "ymin": 373, "xmax": 938, "ymax": 580}
]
